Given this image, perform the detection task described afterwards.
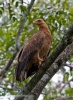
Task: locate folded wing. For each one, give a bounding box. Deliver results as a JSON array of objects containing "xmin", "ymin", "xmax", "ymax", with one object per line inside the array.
[{"xmin": 15, "ymin": 33, "xmax": 45, "ymax": 81}]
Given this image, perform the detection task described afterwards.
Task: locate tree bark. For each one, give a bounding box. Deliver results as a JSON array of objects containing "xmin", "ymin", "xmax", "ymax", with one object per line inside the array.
[
  {"xmin": 14, "ymin": 23, "xmax": 73, "ymax": 100},
  {"xmin": 25, "ymin": 42, "xmax": 73, "ymax": 100}
]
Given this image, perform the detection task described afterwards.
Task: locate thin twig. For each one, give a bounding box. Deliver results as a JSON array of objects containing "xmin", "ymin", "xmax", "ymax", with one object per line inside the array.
[
  {"xmin": 60, "ymin": 78, "xmax": 73, "ymax": 92},
  {"xmin": 63, "ymin": 63, "xmax": 73, "ymax": 68},
  {"xmin": 0, "ymin": 51, "xmax": 18, "ymax": 76},
  {"xmin": 0, "ymin": 85, "xmax": 13, "ymax": 91},
  {"xmin": 16, "ymin": 0, "xmax": 35, "ymax": 50},
  {"xmin": 23, "ymin": 1, "xmax": 29, "ymax": 5}
]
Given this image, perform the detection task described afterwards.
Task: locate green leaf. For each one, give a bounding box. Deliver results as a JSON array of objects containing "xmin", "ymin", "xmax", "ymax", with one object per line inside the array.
[
  {"xmin": 0, "ymin": 10, "xmax": 2, "ymax": 15},
  {"xmin": 12, "ymin": 0, "xmax": 14, "ymax": 3},
  {"xmin": 20, "ymin": 5, "xmax": 27, "ymax": 12},
  {"xmin": 65, "ymin": 88, "xmax": 73, "ymax": 95},
  {"xmin": 15, "ymin": 2, "xmax": 19, "ymax": 7},
  {"xmin": 65, "ymin": 72, "xmax": 69, "ymax": 81}
]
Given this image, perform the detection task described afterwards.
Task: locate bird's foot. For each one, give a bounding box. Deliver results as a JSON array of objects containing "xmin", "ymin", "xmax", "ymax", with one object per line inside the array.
[
  {"xmin": 20, "ymin": 71, "xmax": 25, "ymax": 81},
  {"xmin": 38, "ymin": 58, "xmax": 44, "ymax": 67},
  {"xmin": 24, "ymin": 71, "xmax": 27, "ymax": 79}
]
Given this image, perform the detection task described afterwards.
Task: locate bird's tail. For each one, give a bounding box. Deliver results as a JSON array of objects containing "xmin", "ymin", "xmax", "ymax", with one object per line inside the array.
[
  {"xmin": 15, "ymin": 50, "xmax": 37, "ymax": 81},
  {"xmin": 15, "ymin": 62, "xmax": 26, "ymax": 81}
]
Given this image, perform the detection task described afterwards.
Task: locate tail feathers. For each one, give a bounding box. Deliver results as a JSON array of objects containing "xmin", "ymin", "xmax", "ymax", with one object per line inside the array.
[
  {"xmin": 15, "ymin": 64, "xmax": 39, "ymax": 81},
  {"xmin": 15, "ymin": 57, "xmax": 29, "ymax": 81},
  {"xmin": 15, "ymin": 50, "xmax": 37, "ymax": 81},
  {"xmin": 16, "ymin": 50, "xmax": 37, "ymax": 76},
  {"xmin": 15, "ymin": 62, "xmax": 26, "ymax": 81},
  {"xmin": 15, "ymin": 64, "xmax": 27, "ymax": 81}
]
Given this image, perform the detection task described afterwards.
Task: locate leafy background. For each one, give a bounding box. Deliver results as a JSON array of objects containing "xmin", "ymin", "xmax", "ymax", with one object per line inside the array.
[{"xmin": 0, "ymin": 0, "xmax": 73, "ymax": 100}]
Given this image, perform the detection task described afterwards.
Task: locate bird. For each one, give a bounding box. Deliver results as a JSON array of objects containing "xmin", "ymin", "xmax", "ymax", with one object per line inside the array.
[{"xmin": 15, "ymin": 18, "xmax": 52, "ymax": 81}]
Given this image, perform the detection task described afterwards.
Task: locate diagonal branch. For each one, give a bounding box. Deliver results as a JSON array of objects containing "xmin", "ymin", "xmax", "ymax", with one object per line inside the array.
[
  {"xmin": 16, "ymin": 0, "xmax": 35, "ymax": 50},
  {"xmin": 14, "ymin": 23, "xmax": 73, "ymax": 100},
  {"xmin": 49, "ymin": 96, "xmax": 73, "ymax": 100},
  {"xmin": 26, "ymin": 42, "xmax": 73, "ymax": 100},
  {"xmin": 59, "ymin": 77, "xmax": 73, "ymax": 92},
  {"xmin": 0, "ymin": 0, "xmax": 35, "ymax": 78},
  {"xmin": 0, "ymin": 51, "xmax": 18, "ymax": 77}
]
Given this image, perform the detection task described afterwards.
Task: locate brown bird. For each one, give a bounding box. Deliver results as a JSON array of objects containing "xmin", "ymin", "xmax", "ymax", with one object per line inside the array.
[{"xmin": 15, "ymin": 19, "xmax": 52, "ymax": 81}]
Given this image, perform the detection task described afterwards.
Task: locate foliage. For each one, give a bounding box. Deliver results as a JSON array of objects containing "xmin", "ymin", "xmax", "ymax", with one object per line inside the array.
[{"xmin": 0, "ymin": 0, "xmax": 73, "ymax": 100}]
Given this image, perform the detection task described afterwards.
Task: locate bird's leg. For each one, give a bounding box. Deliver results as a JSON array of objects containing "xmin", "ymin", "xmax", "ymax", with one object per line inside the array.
[
  {"xmin": 20, "ymin": 71, "xmax": 24, "ymax": 81},
  {"xmin": 24, "ymin": 71, "xmax": 27, "ymax": 79},
  {"xmin": 20, "ymin": 71, "xmax": 27, "ymax": 81},
  {"xmin": 37, "ymin": 53, "xmax": 44, "ymax": 66}
]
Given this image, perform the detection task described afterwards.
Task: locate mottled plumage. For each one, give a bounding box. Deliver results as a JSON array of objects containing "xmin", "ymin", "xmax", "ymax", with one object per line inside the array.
[{"xmin": 15, "ymin": 19, "xmax": 52, "ymax": 81}]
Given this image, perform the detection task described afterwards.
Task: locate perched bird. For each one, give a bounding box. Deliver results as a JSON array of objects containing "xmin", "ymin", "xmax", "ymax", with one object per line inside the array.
[{"xmin": 15, "ymin": 19, "xmax": 52, "ymax": 81}]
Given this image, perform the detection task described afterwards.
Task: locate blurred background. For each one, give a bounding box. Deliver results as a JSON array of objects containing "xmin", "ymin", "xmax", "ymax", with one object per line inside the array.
[{"xmin": 0, "ymin": 0, "xmax": 73, "ymax": 100}]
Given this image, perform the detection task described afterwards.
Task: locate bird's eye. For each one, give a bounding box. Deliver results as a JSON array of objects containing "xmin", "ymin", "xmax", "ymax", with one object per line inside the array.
[{"xmin": 38, "ymin": 20, "xmax": 41, "ymax": 22}]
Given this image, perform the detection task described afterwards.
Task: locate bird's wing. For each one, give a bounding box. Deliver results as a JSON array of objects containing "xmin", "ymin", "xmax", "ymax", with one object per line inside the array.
[{"xmin": 16, "ymin": 32, "xmax": 45, "ymax": 77}]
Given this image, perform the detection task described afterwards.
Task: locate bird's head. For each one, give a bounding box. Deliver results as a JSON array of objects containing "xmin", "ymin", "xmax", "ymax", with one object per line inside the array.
[{"xmin": 33, "ymin": 18, "xmax": 48, "ymax": 29}]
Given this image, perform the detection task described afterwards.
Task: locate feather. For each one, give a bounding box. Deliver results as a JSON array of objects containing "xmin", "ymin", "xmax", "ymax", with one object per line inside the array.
[{"xmin": 15, "ymin": 18, "xmax": 52, "ymax": 81}]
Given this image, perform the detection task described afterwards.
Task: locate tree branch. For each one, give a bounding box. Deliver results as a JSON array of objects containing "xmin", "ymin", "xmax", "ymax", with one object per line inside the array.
[
  {"xmin": 16, "ymin": 0, "xmax": 35, "ymax": 50},
  {"xmin": 59, "ymin": 77, "xmax": 73, "ymax": 92},
  {"xmin": 0, "ymin": 0, "xmax": 35, "ymax": 79},
  {"xmin": 0, "ymin": 85, "xmax": 12, "ymax": 91},
  {"xmin": 0, "ymin": 51, "xmax": 18, "ymax": 77},
  {"xmin": 63, "ymin": 63, "xmax": 73, "ymax": 68},
  {"xmin": 50, "ymin": 96, "xmax": 73, "ymax": 100},
  {"xmin": 14, "ymin": 23, "xmax": 73, "ymax": 100},
  {"xmin": 23, "ymin": 42, "xmax": 73, "ymax": 100}
]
